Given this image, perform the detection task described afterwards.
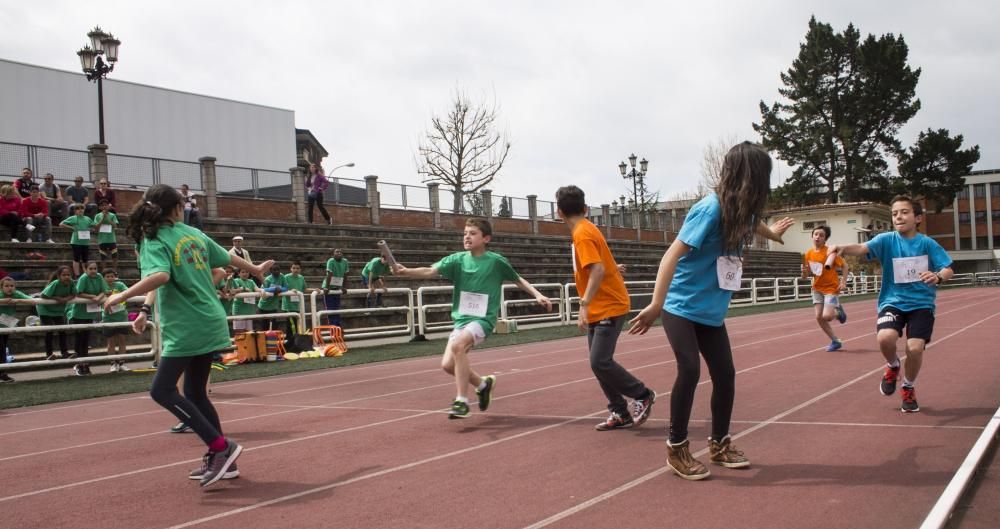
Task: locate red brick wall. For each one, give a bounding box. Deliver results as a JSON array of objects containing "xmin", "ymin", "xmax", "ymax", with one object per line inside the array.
[
  {"xmin": 609, "ymin": 227, "xmax": 635, "ymax": 240},
  {"xmin": 924, "ymin": 212, "xmax": 954, "ymax": 236},
  {"xmin": 219, "ymin": 197, "xmax": 297, "ymax": 221},
  {"xmin": 639, "ymin": 230, "xmax": 665, "ymax": 243},
  {"xmin": 539, "ymin": 221, "xmax": 565, "ymax": 236},
  {"xmin": 381, "ymin": 209, "xmax": 434, "ymax": 228}
]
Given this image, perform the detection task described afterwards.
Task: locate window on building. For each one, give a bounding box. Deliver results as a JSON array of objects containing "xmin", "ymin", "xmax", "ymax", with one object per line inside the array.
[
  {"xmin": 992, "ymin": 183, "xmax": 1000, "ymax": 197},
  {"xmin": 993, "ymin": 210, "xmax": 1000, "ymax": 221},
  {"xmin": 957, "ymin": 187, "xmax": 970, "ymax": 199},
  {"xmin": 802, "ymin": 220, "xmax": 827, "ymax": 231},
  {"xmin": 959, "ymin": 237, "xmax": 971, "ymax": 250},
  {"xmin": 975, "ymin": 211, "xmax": 987, "ymax": 223},
  {"xmin": 974, "ymin": 184, "xmax": 986, "ymax": 198},
  {"xmin": 959, "ymin": 212, "xmax": 971, "ymax": 224},
  {"xmin": 994, "ymin": 235, "xmax": 1000, "ymax": 248},
  {"xmin": 976, "ymin": 236, "xmax": 988, "ymax": 248}
]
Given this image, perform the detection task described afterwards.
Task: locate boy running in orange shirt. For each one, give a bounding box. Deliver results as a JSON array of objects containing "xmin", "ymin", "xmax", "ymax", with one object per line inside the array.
[
  {"xmin": 803, "ymin": 226, "xmax": 849, "ymax": 351},
  {"xmin": 556, "ymin": 186, "xmax": 655, "ymax": 430}
]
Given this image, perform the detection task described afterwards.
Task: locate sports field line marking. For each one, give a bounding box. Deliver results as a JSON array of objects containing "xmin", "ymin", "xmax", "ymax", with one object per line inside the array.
[{"xmin": 520, "ymin": 309, "xmax": 1000, "ymax": 529}]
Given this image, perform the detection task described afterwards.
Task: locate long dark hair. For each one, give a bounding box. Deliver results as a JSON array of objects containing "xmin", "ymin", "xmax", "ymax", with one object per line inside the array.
[
  {"xmin": 49, "ymin": 265, "xmax": 72, "ymax": 283},
  {"xmin": 715, "ymin": 142, "xmax": 772, "ymax": 254},
  {"xmin": 127, "ymin": 184, "xmax": 184, "ymax": 244}
]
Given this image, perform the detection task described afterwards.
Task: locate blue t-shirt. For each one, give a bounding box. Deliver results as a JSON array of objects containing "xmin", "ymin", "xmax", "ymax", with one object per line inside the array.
[
  {"xmin": 664, "ymin": 194, "xmax": 736, "ymax": 327},
  {"xmin": 866, "ymin": 231, "xmax": 953, "ymax": 312}
]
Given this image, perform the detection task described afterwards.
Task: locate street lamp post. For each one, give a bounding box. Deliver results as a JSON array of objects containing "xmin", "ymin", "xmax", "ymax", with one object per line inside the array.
[
  {"xmin": 617, "ymin": 153, "xmax": 649, "ymax": 211},
  {"xmin": 327, "ymin": 162, "xmax": 355, "ymax": 204},
  {"xmin": 76, "ymin": 26, "xmax": 121, "ymax": 145}
]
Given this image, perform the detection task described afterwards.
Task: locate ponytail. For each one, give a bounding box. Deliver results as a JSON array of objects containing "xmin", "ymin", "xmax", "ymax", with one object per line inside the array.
[{"xmin": 127, "ymin": 184, "xmax": 183, "ymax": 244}]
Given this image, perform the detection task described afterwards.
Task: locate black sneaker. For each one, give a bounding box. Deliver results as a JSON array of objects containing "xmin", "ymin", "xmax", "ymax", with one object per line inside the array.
[
  {"xmin": 595, "ymin": 411, "xmax": 634, "ymax": 431},
  {"xmin": 880, "ymin": 365, "xmax": 900, "ymax": 396},
  {"xmin": 46, "ymin": 353, "xmax": 57, "ymax": 361},
  {"xmin": 0, "ymin": 373, "xmax": 14, "ymax": 383},
  {"xmin": 631, "ymin": 389, "xmax": 656, "ymax": 427},
  {"xmin": 900, "ymin": 387, "xmax": 920, "ymax": 413},
  {"xmin": 200, "ymin": 440, "xmax": 243, "ymax": 488},
  {"xmin": 476, "ymin": 375, "xmax": 496, "ymax": 412},
  {"xmin": 189, "ymin": 452, "xmax": 240, "ymax": 480},
  {"xmin": 170, "ymin": 422, "xmax": 192, "ymax": 434},
  {"xmin": 448, "ymin": 400, "xmax": 470, "ymax": 419},
  {"xmin": 73, "ymin": 365, "xmax": 86, "ymax": 376}
]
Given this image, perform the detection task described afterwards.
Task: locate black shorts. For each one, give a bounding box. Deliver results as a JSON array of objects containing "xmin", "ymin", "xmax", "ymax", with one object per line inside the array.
[
  {"xmin": 876, "ymin": 307, "xmax": 935, "ymax": 343},
  {"xmin": 99, "ymin": 243, "xmax": 118, "ymax": 258},
  {"xmin": 72, "ymin": 244, "xmax": 89, "ymax": 263},
  {"xmin": 102, "ymin": 326, "xmax": 130, "ymax": 337}
]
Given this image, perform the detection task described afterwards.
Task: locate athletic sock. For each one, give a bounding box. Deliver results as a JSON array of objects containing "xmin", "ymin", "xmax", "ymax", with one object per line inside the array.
[
  {"xmin": 902, "ymin": 377, "xmax": 915, "ymax": 388},
  {"xmin": 208, "ymin": 436, "xmax": 228, "ymax": 452},
  {"xmin": 476, "ymin": 380, "xmax": 488, "ymax": 391},
  {"xmin": 455, "ymin": 396, "xmax": 469, "ymax": 404},
  {"xmin": 888, "ymin": 359, "xmax": 901, "ymax": 369}
]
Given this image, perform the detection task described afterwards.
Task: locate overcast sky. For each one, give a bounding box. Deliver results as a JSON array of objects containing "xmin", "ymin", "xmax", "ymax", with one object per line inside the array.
[{"xmin": 3, "ymin": 1, "xmax": 997, "ymax": 207}]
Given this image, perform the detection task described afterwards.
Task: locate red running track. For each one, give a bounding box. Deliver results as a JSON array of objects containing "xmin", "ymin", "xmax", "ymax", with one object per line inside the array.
[{"xmin": 2, "ymin": 288, "xmax": 999, "ymax": 529}]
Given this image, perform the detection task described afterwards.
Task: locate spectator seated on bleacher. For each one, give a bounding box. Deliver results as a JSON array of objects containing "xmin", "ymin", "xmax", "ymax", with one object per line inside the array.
[
  {"xmin": 0, "ymin": 184, "xmax": 24, "ymax": 242},
  {"xmin": 40, "ymin": 173, "xmax": 69, "ymax": 224},
  {"xmin": 20, "ymin": 185, "xmax": 55, "ymax": 243},
  {"xmin": 65, "ymin": 176, "xmax": 98, "ymax": 217}
]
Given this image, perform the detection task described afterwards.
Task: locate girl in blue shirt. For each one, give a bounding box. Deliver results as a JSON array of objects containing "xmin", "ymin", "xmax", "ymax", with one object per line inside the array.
[{"xmin": 630, "ymin": 142, "xmax": 793, "ymax": 481}]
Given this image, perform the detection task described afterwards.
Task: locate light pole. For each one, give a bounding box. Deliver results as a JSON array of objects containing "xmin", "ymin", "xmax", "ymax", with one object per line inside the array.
[
  {"xmin": 618, "ymin": 153, "xmax": 649, "ymax": 210},
  {"xmin": 76, "ymin": 26, "xmax": 121, "ymax": 145},
  {"xmin": 326, "ymin": 162, "xmax": 354, "ymax": 204}
]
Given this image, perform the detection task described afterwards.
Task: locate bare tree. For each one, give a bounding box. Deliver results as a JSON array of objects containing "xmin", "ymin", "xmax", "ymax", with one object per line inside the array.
[
  {"xmin": 699, "ymin": 133, "xmax": 741, "ymax": 191},
  {"xmin": 417, "ymin": 91, "xmax": 511, "ymax": 213}
]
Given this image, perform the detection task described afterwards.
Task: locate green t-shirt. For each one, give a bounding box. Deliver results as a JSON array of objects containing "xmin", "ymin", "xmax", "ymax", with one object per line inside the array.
[
  {"xmin": 0, "ymin": 290, "xmax": 32, "ymax": 323},
  {"xmin": 62, "ymin": 215, "xmax": 95, "ymax": 246},
  {"xmin": 37, "ymin": 279, "xmax": 77, "ymax": 317},
  {"xmin": 432, "ymin": 251, "xmax": 520, "ymax": 334},
  {"xmin": 93, "ymin": 212, "xmax": 119, "ymax": 245},
  {"xmin": 102, "ymin": 280, "xmax": 129, "ymax": 323},
  {"xmin": 281, "ymin": 273, "xmax": 307, "ymax": 311},
  {"xmin": 257, "ymin": 274, "xmax": 288, "ymax": 311},
  {"xmin": 361, "ymin": 258, "xmax": 390, "ymax": 280},
  {"xmin": 216, "ymin": 276, "xmax": 236, "ymax": 315},
  {"xmin": 232, "ymin": 278, "xmax": 259, "ymax": 316},
  {"xmin": 139, "ymin": 222, "xmax": 232, "ymax": 358},
  {"xmin": 69, "ymin": 273, "xmax": 110, "ymax": 321},
  {"xmin": 322, "ymin": 258, "xmax": 350, "ymax": 289}
]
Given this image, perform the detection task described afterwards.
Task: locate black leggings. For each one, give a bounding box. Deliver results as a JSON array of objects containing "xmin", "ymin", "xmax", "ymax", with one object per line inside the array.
[
  {"xmin": 661, "ymin": 311, "xmax": 735, "ymax": 444},
  {"xmin": 0, "ymin": 212, "xmax": 21, "ymax": 239},
  {"xmin": 149, "ymin": 353, "xmax": 223, "ymax": 447},
  {"xmin": 307, "ymin": 191, "xmax": 331, "ymax": 223},
  {"xmin": 69, "ymin": 318, "xmax": 92, "ymax": 360},
  {"xmin": 40, "ymin": 315, "xmax": 69, "ymax": 356}
]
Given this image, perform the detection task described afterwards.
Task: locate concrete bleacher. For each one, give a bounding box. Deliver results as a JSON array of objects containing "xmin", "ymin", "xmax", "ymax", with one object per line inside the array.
[{"xmin": 0, "ymin": 218, "xmax": 804, "ymax": 367}]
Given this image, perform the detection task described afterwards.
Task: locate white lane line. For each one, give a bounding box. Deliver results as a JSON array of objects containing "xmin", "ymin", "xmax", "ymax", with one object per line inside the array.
[{"xmin": 520, "ymin": 309, "xmax": 1000, "ymax": 528}]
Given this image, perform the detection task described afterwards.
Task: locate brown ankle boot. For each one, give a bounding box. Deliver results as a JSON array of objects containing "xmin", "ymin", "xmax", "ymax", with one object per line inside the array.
[
  {"xmin": 708, "ymin": 436, "xmax": 750, "ymax": 468},
  {"xmin": 666, "ymin": 439, "xmax": 710, "ymax": 481}
]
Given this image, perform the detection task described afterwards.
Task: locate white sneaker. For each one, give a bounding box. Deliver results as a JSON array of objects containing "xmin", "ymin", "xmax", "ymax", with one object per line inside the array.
[
  {"xmin": 10, "ymin": 239, "xmax": 18, "ymax": 243},
  {"xmin": 46, "ymin": 239, "xmax": 56, "ymax": 244},
  {"xmin": 118, "ymin": 363, "xmax": 130, "ymax": 372},
  {"xmin": 109, "ymin": 362, "xmax": 119, "ymax": 373}
]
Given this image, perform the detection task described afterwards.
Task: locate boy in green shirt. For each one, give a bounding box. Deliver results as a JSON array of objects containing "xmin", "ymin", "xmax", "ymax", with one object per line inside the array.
[
  {"xmin": 231, "ymin": 268, "xmax": 259, "ymax": 333},
  {"xmin": 60, "ymin": 204, "xmax": 94, "ymax": 277},
  {"xmin": 94, "ymin": 200, "xmax": 120, "ymax": 271},
  {"xmin": 281, "ymin": 260, "xmax": 307, "ymax": 341},
  {"xmin": 361, "ymin": 256, "xmax": 390, "ymax": 308},
  {"xmin": 395, "ymin": 218, "xmax": 552, "ymax": 419},
  {"xmin": 38, "ymin": 266, "xmax": 76, "ymax": 360},
  {"xmin": 256, "ymin": 264, "xmax": 289, "ymax": 331},
  {"xmin": 102, "ymin": 269, "xmax": 130, "ymax": 373},
  {"xmin": 322, "ymin": 248, "xmax": 349, "ymax": 326},
  {"xmin": 0, "ymin": 276, "xmax": 33, "ymax": 382}
]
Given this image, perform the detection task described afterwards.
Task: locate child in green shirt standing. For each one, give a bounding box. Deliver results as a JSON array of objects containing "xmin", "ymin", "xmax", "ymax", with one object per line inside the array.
[
  {"xmin": 322, "ymin": 248, "xmax": 349, "ymax": 327},
  {"xmin": 361, "ymin": 256, "xmax": 391, "ymax": 308},
  {"xmin": 60, "ymin": 204, "xmax": 94, "ymax": 277},
  {"xmin": 256, "ymin": 265, "xmax": 288, "ymax": 331},
  {"xmin": 0, "ymin": 276, "xmax": 33, "ymax": 382},
  {"xmin": 70, "ymin": 261, "xmax": 110, "ymax": 375},
  {"xmin": 231, "ymin": 268, "xmax": 259, "ymax": 333},
  {"xmin": 94, "ymin": 200, "xmax": 120, "ymax": 272},
  {"xmin": 38, "ymin": 265, "xmax": 76, "ymax": 360},
  {"xmin": 395, "ymin": 218, "xmax": 552, "ymax": 419},
  {"xmin": 102, "ymin": 269, "xmax": 130, "ymax": 373},
  {"xmin": 281, "ymin": 260, "xmax": 307, "ymax": 342}
]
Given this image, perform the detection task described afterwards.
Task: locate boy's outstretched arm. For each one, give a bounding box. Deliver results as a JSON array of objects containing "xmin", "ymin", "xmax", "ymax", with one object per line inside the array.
[
  {"xmin": 827, "ymin": 242, "xmax": 869, "ymax": 258},
  {"xmin": 393, "ymin": 264, "xmax": 441, "ymax": 279},
  {"xmin": 514, "ymin": 277, "xmax": 552, "ymax": 312}
]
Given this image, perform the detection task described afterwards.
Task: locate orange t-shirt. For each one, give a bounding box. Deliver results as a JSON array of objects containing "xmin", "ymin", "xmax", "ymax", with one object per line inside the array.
[
  {"xmin": 804, "ymin": 246, "xmax": 845, "ymax": 295},
  {"xmin": 572, "ymin": 220, "xmax": 630, "ymax": 322}
]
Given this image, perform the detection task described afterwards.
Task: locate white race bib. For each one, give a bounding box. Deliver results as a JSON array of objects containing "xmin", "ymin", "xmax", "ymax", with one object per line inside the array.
[
  {"xmin": 99, "ymin": 224, "xmax": 113, "ymax": 234},
  {"xmin": 458, "ymin": 291, "xmax": 488, "ymax": 318},
  {"xmin": 808, "ymin": 261, "xmax": 823, "ymax": 276},
  {"xmin": 243, "ymin": 296, "xmax": 257, "ymax": 304},
  {"xmin": 86, "ymin": 302, "xmax": 101, "ymax": 313},
  {"xmin": 0, "ymin": 314, "xmax": 19, "ymax": 328},
  {"xmin": 893, "ymin": 255, "xmax": 928, "ymax": 284},
  {"xmin": 329, "ymin": 276, "xmax": 344, "ymax": 288},
  {"xmin": 77, "ymin": 230, "xmax": 91, "ymax": 240},
  {"xmin": 716, "ymin": 256, "xmax": 744, "ymax": 291},
  {"xmin": 110, "ymin": 303, "xmax": 126, "ymax": 314}
]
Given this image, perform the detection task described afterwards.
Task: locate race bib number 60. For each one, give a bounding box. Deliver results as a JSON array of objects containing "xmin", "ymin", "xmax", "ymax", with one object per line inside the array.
[
  {"xmin": 717, "ymin": 256, "xmax": 744, "ymax": 291},
  {"xmin": 458, "ymin": 291, "xmax": 488, "ymax": 318},
  {"xmin": 893, "ymin": 255, "xmax": 928, "ymax": 284}
]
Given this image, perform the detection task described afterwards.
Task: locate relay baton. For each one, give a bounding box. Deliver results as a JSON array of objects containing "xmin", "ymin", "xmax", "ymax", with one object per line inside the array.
[
  {"xmin": 378, "ymin": 240, "xmax": 398, "ymax": 270},
  {"xmin": 824, "ymin": 250, "xmax": 838, "ymax": 270}
]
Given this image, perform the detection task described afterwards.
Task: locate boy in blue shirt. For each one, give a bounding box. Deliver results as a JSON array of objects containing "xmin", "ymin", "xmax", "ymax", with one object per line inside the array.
[{"xmin": 829, "ymin": 195, "xmax": 954, "ymax": 413}]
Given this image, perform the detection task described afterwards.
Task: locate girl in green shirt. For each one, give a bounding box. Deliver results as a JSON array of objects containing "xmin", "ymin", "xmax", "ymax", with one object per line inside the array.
[
  {"xmin": 230, "ymin": 268, "xmax": 259, "ymax": 333},
  {"xmin": 38, "ymin": 265, "xmax": 76, "ymax": 361},
  {"xmin": 60, "ymin": 204, "xmax": 94, "ymax": 277},
  {"xmin": 104, "ymin": 184, "xmax": 273, "ymax": 488},
  {"xmin": 0, "ymin": 276, "xmax": 33, "ymax": 382},
  {"xmin": 70, "ymin": 261, "xmax": 110, "ymax": 375}
]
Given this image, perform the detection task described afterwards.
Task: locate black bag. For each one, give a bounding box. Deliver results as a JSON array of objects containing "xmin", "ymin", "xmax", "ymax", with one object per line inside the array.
[{"xmin": 287, "ymin": 333, "xmax": 315, "ymax": 353}]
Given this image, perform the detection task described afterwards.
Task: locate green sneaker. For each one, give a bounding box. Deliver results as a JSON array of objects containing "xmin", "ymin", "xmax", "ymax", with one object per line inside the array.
[
  {"xmin": 476, "ymin": 375, "xmax": 496, "ymax": 411},
  {"xmin": 448, "ymin": 400, "xmax": 470, "ymax": 419}
]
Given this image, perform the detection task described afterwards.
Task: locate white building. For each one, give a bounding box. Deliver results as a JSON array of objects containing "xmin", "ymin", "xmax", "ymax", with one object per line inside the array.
[{"xmin": 762, "ymin": 202, "xmax": 892, "ymax": 251}]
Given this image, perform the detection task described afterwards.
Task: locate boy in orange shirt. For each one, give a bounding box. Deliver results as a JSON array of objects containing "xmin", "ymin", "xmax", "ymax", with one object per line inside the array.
[
  {"xmin": 556, "ymin": 185, "xmax": 655, "ymax": 430},
  {"xmin": 803, "ymin": 226, "xmax": 848, "ymax": 351}
]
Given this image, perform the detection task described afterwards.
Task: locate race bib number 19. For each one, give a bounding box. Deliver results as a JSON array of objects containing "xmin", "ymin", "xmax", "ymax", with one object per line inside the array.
[
  {"xmin": 893, "ymin": 255, "xmax": 928, "ymax": 284},
  {"xmin": 458, "ymin": 291, "xmax": 488, "ymax": 318},
  {"xmin": 717, "ymin": 256, "xmax": 744, "ymax": 291}
]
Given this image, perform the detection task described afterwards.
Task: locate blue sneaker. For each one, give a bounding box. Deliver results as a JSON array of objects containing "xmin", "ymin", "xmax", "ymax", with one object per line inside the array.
[
  {"xmin": 835, "ymin": 305, "xmax": 847, "ymax": 324},
  {"xmin": 826, "ymin": 340, "xmax": 843, "ymax": 352}
]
